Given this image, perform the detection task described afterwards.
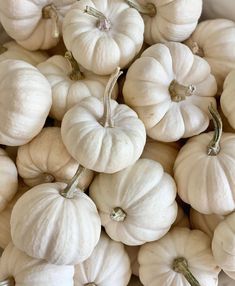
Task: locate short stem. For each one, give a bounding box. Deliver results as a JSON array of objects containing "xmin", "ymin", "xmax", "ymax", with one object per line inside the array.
[
  {"xmin": 110, "ymin": 207, "xmax": 127, "ymax": 222},
  {"xmin": 0, "ymin": 46, "xmax": 7, "ymax": 54},
  {"xmin": 172, "ymin": 257, "xmax": 201, "ymax": 286},
  {"xmin": 64, "ymin": 51, "xmax": 83, "ymax": 81},
  {"xmin": 0, "ymin": 277, "xmax": 15, "ymax": 286},
  {"xmin": 187, "ymin": 40, "xmax": 204, "ymax": 57},
  {"xmin": 207, "ymin": 104, "xmax": 222, "ymax": 156},
  {"xmin": 42, "ymin": 173, "xmax": 55, "ymax": 183},
  {"xmin": 84, "ymin": 6, "xmax": 111, "ymax": 31},
  {"xmin": 100, "ymin": 67, "xmax": 123, "ymax": 128},
  {"xmin": 169, "ymin": 80, "xmax": 196, "ymax": 102},
  {"xmin": 125, "ymin": 0, "xmax": 156, "ymax": 17},
  {"xmin": 42, "ymin": 4, "xmax": 60, "ymax": 38},
  {"xmin": 60, "ymin": 165, "xmax": 85, "ymax": 199}
]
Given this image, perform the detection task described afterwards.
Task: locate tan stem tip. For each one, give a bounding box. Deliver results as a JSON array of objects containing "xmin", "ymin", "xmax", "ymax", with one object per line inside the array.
[
  {"xmin": 42, "ymin": 4, "xmax": 60, "ymax": 38},
  {"xmin": 84, "ymin": 6, "xmax": 111, "ymax": 31},
  {"xmin": 110, "ymin": 207, "xmax": 127, "ymax": 222},
  {"xmin": 169, "ymin": 80, "xmax": 196, "ymax": 102},
  {"xmin": 125, "ymin": 0, "xmax": 156, "ymax": 17}
]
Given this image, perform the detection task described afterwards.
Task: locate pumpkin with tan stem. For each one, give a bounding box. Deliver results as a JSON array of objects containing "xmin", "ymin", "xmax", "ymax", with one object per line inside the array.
[
  {"xmin": 74, "ymin": 232, "xmax": 131, "ymax": 286},
  {"xmin": 37, "ymin": 52, "xmax": 118, "ymax": 121},
  {"xmin": 185, "ymin": 19, "xmax": 235, "ymax": 92},
  {"xmin": 16, "ymin": 127, "xmax": 94, "ymax": 188},
  {"xmin": 0, "ymin": 243, "xmax": 74, "ymax": 286},
  {"xmin": 123, "ymin": 42, "xmax": 217, "ymax": 142},
  {"xmin": 90, "ymin": 158, "xmax": 177, "ymax": 245},
  {"xmin": 174, "ymin": 105, "xmax": 235, "ymax": 215},
  {"xmin": 139, "ymin": 227, "xmax": 220, "ymax": 286},
  {"xmin": 63, "ymin": 0, "xmax": 144, "ymax": 75},
  {"xmin": 125, "ymin": 0, "xmax": 202, "ymax": 45},
  {"xmin": 0, "ymin": 0, "xmax": 77, "ymax": 50},
  {"xmin": 11, "ymin": 166, "xmax": 101, "ymax": 265},
  {"xmin": 61, "ymin": 68, "xmax": 146, "ymax": 174}
]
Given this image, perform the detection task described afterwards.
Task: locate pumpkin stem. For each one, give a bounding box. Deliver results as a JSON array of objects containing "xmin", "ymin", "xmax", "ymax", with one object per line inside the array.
[
  {"xmin": 110, "ymin": 207, "xmax": 127, "ymax": 222},
  {"xmin": 0, "ymin": 45, "xmax": 7, "ymax": 54},
  {"xmin": 172, "ymin": 257, "xmax": 201, "ymax": 286},
  {"xmin": 0, "ymin": 277, "xmax": 15, "ymax": 286},
  {"xmin": 42, "ymin": 173, "xmax": 55, "ymax": 183},
  {"xmin": 100, "ymin": 67, "xmax": 123, "ymax": 128},
  {"xmin": 60, "ymin": 165, "xmax": 85, "ymax": 199},
  {"xmin": 42, "ymin": 4, "xmax": 60, "ymax": 38},
  {"xmin": 207, "ymin": 104, "xmax": 222, "ymax": 156},
  {"xmin": 187, "ymin": 40, "xmax": 204, "ymax": 57},
  {"xmin": 125, "ymin": 0, "xmax": 156, "ymax": 17},
  {"xmin": 84, "ymin": 6, "xmax": 111, "ymax": 31},
  {"xmin": 64, "ymin": 51, "xmax": 83, "ymax": 81},
  {"xmin": 169, "ymin": 80, "xmax": 196, "ymax": 102}
]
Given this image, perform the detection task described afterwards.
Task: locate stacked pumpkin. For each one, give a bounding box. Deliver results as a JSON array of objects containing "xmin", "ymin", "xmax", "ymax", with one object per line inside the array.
[{"xmin": 0, "ymin": 0, "xmax": 235, "ymax": 285}]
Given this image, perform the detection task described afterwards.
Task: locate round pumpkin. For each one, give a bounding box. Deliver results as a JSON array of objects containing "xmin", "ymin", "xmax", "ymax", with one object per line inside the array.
[
  {"xmin": 123, "ymin": 42, "xmax": 217, "ymax": 142},
  {"xmin": 90, "ymin": 158, "xmax": 177, "ymax": 245}
]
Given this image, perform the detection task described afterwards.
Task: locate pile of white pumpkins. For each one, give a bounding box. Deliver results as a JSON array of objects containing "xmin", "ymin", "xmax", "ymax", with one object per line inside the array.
[{"xmin": 1, "ymin": 0, "xmax": 235, "ymax": 285}]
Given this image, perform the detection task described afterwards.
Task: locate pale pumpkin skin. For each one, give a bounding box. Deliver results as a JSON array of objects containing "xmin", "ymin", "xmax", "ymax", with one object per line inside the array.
[
  {"xmin": 0, "ymin": 243, "xmax": 74, "ymax": 286},
  {"xmin": 190, "ymin": 208, "xmax": 225, "ymax": 239},
  {"xmin": 125, "ymin": 245, "xmax": 140, "ymax": 277},
  {"xmin": 202, "ymin": 0, "xmax": 235, "ymax": 22},
  {"xmin": 0, "ymin": 60, "xmax": 52, "ymax": 146},
  {"xmin": 174, "ymin": 132, "xmax": 235, "ymax": 215},
  {"xmin": 16, "ymin": 127, "xmax": 94, "ymax": 188},
  {"xmin": 185, "ymin": 19, "xmax": 235, "ymax": 92},
  {"xmin": 139, "ymin": 227, "xmax": 220, "ymax": 286},
  {"xmin": 61, "ymin": 97, "xmax": 146, "ymax": 174},
  {"xmin": 37, "ymin": 55, "xmax": 118, "ymax": 121},
  {"xmin": 63, "ymin": 0, "xmax": 144, "ymax": 75},
  {"xmin": 218, "ymin": 105, "xmax": 235, "ymax": 133},
  {"xmin": 123, "ymin": 42, "xmax": 217, "ymax": 142},
  {"xmin": 11, "ymin": 182, "xmax": 101, "ymax": 265},
  {"xmin": 0, "ymin": 149, "xmax": 18, "ymax": 213},
  {"xmin": 74, "ymin": 232, "xmax": 131, "ymax": 286},
  {"xmin": 0, "ymin": 0, "xmax": 77, "ymax": 50},
  {"xmin": 90, "ymin": 159, "xmax": 177, "ymax": 245}
]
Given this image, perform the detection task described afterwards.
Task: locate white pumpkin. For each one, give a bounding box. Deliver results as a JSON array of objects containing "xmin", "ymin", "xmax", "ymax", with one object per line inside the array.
[
  {"xmin": 218, "ymin": 271, "xmax": 235, "ymax": 286},
  {"xmin": 190, "ymin": 208, "xmax": 225, "ymax": 239},
  {"xmin": 139, "ymin": 227, "xmax": 220, "ymax": 286},
  {"xmin": 16, "ymin": 127, "xmax": 94, "ymax": 188},
  {"xmin": 202, "ymin": 0, "xmax": 235, "ymax": 22},
  {"xmin": 185, "ymin": 19, "xmax": 235, "ymax": 92},
  {"xmin": 125, "ymin": 245, "xmax": 140, "ymax": 277},
  {"xmin": 74, "ymin": 232, "xmax": 131, "ymax": 286},
  {"xmin": 61, "ymin": 68, "xmax": 146, "ymax": 174},
  {"xmin": 218, "ymin": 105, "xmax": 235, "ymax": 133},
  {"xmin": 125, "ymin": 0, "xmax": 202, "ymax": 45},
  {"xmin": 37, "ymin": 53, "xmax": 118, "ymax": 121},
  {"xmin": 63, "ymin": 0, "xmax": 144, "ymax": 75},
  {"xmin": 173, "ymin": 205, "xmax": 190, "ymax": 228},
  {"xmin": 0, "ymin": 0, "xmax": 77, "ymax": 50},
  {"xmin": 90, "ymin": 158, "xmax": 177, "ymax": 245},
  {"xmin": 123, "ymin": 42, "xmax": 217, "ymax": 142},
  {"xmin": 11, "ymin": 167, "xmax": 101, "ymax": 265},
  {"xmin": 0, "ymin": 149, "xmax": 18, "ymax": 212},
  {"xmin": 0, "ymin": 243, "xmax": 74, "ymax": 286},
  {"xmin": 0, "ymin": 60, "xmax": 52, "ymax": 146}
]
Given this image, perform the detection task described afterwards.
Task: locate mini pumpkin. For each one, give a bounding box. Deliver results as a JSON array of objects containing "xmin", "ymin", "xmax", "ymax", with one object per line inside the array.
[
  {"xmin": 123, "ymin": 42, "xmax": 217, "ymax": 142},
  {"xmin": 90, "ymin": 158, "xmax": 177, "ymax": 245},
  {"xmin": 63, "ymin": 0, "xmax": 144, "ymax": 75}
]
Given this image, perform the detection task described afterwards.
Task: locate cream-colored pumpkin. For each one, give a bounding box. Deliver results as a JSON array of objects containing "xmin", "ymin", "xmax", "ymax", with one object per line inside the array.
[
  {"xmin": 202, "ymin": 0, "xmax": 235, "ymax": 22},
  {"xmin": 212, "ymin": 212, "xmax": 235, "ymax": 280},
  {"xmin": 0, "ymin": 243, "xmax": 74, "ymax": 286},
  {"xmin": 172, "ymin": 205, "xmax": 190, "ymax": 228},
  {"xmin": 63, "ymin": 0, "xmax": 144, "ymax": 75},
  {"xmin": 125, "ymin": 0, "xmax": 202, "ymax": 45},
  {"xmin": 16, "ymin": 127, "xmax": 94, "ymax": 188},
  {"xmin": 0, "ymin": 149, "xmax": 18, "ymax": 212},
  {"xmin": 0, "ymin": 60, "xmax": 52, "ymax": 146},
  {"xmin": 37, "ymin": 54, "xmax": 118, "ymax": 121},
  {"xmin": 125, "ymin": 246, "xmax": 140, "ymax": 277},
  {"xmin": 185, "ymin": 19, "xmax": 235, "ymax": 92},
  {"xmin": 123, "ymin": 42, "xmax": 217, "ymax": 142},
  {"xmin": 218, "ymin": 271, "xmax": 235, "ymax": 286},
  {"xmin": 139, "ymin": 227, "xmax": 220, "ymax": 286},
  {"xmin": 218, "ymin": 105, "xmax": 235, "ymax": 133},
  {"xmin": 190, "ymin": 208, "xmax": 225, "ymax": 239},
  {"xmin": 74, "ymin": 232, "xmax": 131, "ymax": 286},
  {"xmin": 0, "ymin": 0, "xmax": 77, "ymax": 50},
  {"xmin": 174, "ymin": 106, "xmax": 235, "ymax": 215},
  {"xmin": 61, "ymin": 68, "xmax": 146, "ymax": 174},
  {"xmin": 90, "ymin": 158, "xmax": 177, "ymax": 245},
  {"xmin": 11, "ymin": 168, "xmax": 101, "ymax": 265}
]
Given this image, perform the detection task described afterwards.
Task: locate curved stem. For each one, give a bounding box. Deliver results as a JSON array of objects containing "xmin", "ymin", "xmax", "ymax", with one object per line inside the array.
[
  {"xmin": 207, "ymin": 104, "xmax": 222, "ymax": 156},
  {"xmin": 84, "ymin": 6, "xmax": 111, "ymax": 31},
  {"xmin": 100, "ymin": 67, "xmax": 123, "ymax": 128},
  {"xmin": 60, "ymin": 165, "xmax": 85, "ymax": 199},
  {"xmin": 0, "ymin": 46, "xmax": 7, "ymax": 54},
  {"xmin": 0, "ymin": 277, "xmax": 15, "ymax": 286},
  {"xmin": 64, "ymin": 51, "xmax": 83, "ymax": 81},
  {"xmin": 125, "ymin": 0, "xmax": 156, "ymax": 16},
  {"xmin": 110, "ymin": 207, "xmax": 127, "ymax": 222},
  {"xmin": 42, "ymin": 4, "xmax": 60, "ymax": 38},
  {"xmin": 173, "ymin": 257, "xmax": 201, "ymax": 286},
  {"xmin": 169, "ymin": 80, "xmax": 196, "ymax": 102},
  {"xmin": 187, "ymin": 40, "xmax": 204, "ymax": 57}
]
